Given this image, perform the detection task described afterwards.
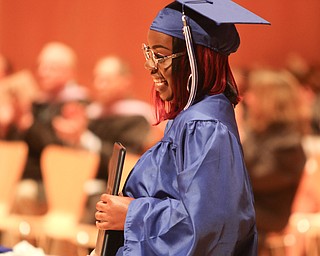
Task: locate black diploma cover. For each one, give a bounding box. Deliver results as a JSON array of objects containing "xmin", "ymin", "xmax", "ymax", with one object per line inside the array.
[{"xmin": 95, "ymin": 142, "xmax": 126, "ymax": 256}]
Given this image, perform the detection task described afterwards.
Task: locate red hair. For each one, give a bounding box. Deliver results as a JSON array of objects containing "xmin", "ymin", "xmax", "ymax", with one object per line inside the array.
[{"xmin": 153, "ymin": 40, "xmax": 240, "ymax": 124}]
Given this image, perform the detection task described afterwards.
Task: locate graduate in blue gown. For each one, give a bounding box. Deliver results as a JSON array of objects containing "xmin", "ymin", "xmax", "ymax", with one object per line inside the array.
[{"xmin": 93, "ymin": 1, "xmax": 269, "ymax": 255}]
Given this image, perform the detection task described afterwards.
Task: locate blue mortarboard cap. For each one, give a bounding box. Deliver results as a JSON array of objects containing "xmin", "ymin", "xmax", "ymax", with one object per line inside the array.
[
  {"xmin": 177, "ymin": 0, "xmax": 270, "ymax": 25},
  {"xmin": 150, "ymin": 0, "xmax": 270, "ymax": 55}
]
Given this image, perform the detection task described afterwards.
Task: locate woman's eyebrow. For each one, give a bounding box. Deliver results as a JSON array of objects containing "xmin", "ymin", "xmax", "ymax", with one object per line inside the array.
[{"xmin": 151, "ymin": 44, "xmax": 171, "ymax": 51}]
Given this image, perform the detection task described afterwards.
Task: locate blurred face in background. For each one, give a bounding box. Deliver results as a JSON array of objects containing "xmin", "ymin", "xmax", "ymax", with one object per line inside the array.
[
  {"xmin": 245, "ymin": 69, "xmax": 303, "ymax": 133},
  {"xmin": 92, "ymin": 57, "xmax": 131, "ymax": 105},
  {"xmin": 37, "ymin": 42, "xmax": 76, "ymax": 94}
]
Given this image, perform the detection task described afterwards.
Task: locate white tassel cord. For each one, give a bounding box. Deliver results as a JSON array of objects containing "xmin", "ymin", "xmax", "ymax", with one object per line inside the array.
[{"xmin": 182, "ymin": 14, "xmax": 198, "ymax": 110}]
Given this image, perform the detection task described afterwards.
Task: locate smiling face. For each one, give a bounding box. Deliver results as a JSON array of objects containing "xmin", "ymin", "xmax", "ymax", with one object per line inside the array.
[{"xmin": 145, "ymin": 30, "xmax": 174, "ymax": 102}]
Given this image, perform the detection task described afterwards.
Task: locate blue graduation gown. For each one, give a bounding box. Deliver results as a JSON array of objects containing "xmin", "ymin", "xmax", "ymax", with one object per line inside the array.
[{"xmin": 119, "ymin": 94, "xmax": 257, "ymax": 256}]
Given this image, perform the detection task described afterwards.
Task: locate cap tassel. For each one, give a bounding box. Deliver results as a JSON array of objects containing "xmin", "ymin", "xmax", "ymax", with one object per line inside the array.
[{"xmin": 182, "ymin": 13, "xmax": 198, "ymax": 110}]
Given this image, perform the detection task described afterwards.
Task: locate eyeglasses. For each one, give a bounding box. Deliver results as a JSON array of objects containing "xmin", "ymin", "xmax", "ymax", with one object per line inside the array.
[{"xmin": 142, "ymin": 43, "xmax": 185, "ymax": 69}]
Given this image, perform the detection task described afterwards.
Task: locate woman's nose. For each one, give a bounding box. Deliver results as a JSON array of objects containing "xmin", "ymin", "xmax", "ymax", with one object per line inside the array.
[{"xmin": 144, "ymin": 59, "xmax": 157, "ymax": 71}]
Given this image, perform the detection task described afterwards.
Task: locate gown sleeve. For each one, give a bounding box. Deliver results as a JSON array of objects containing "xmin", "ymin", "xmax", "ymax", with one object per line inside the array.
[{"xmin": 120, "ymin": 120, "xmax": 256, "ymax": 256}]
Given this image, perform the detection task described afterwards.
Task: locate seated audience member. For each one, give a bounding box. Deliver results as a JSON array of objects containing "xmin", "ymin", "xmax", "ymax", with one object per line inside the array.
[
  {"xmin": 88, "ymin": 56, "xmax": 153, "ymax": 121},
  {"xmin": 53, "ymin": 55, "xmax": 156, "ymax": 163},
  {"xmin": 87, "ymin": 56, "xmax": 154, "ymax": 156},
  {"xmin": 290, "ymin": 62, "xmax": 320, "ymax": 215},
  {"xmin": 0, "ymin": 71, "xmax": 37, "ymax": 141},
  {"xmin": 25, "ymin": 41, "xmax": 88, "ymax": 175},
  {"xmin": 13, "ymin": 42, "xmax": 89, "ymax": 215},
  {"xmin": 285, "ymin": 53, "xmax": 318, "ymax": 135},
  {"xmin": 80, "ymin": 56, "xmax": 154, "ymax": 224},
  {"xmin": 241, "ymin": 68, "xmax": 307, "ymax": 254}
]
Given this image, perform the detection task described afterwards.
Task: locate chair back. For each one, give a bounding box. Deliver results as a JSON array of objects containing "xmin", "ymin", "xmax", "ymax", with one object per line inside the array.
[
  {"xmin": 119, "ymin": 152, "xmax": 140, "ymax": 192},
  {"xmin": 0, "ymin": 140, "xmax": 28, "ymax": 216},
  {"xmin": 40, "ymin": 145, "xmax": 99, "ymax": 225}
]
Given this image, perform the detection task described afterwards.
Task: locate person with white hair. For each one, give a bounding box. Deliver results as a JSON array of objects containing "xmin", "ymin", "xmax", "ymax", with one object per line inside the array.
[{"xmin": 14, "ymin": 41, "xmax": 90, "ymax": 215}]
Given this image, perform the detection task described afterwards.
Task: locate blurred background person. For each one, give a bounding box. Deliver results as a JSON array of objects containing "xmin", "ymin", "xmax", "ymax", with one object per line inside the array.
[
  {"xmin": 88, "ymin": 56, "xmax": 153, "ymax": 121},
  {"xmin": 232, "ymin": 67, "xmax": 250, "ymax": 141},
  {"xmin": 282, "ymin": 55, "xmax": 320, "ymax": 255},
  {"xmin": 0, "ymin": 54, "xmax": 15, "ymax": 139},
  {"xmin": 80, "ymin": 56, "xmax": 156, "ymax": 224},
  {"xmin": 0, "ymin": 70, "xmax": 37, "ymax": 141},
  {"xmin": 0, "ymin": 53, "xmax": 14, "ymax": 80},
  {"xmin": 13, "ymin": 41, "xmax": 89, "ymax": 215},
  {"xmin": 307, "ymin": 65, "xmax": 320, "ymax": 135},
  {"xmin": 0, "ymin": 87, "xmax": 16, "ymax": 139},
  {"xmin": 52, "ymin": 55, "xmax": 158, "ymax": 162},
  {"xmin": 289, "ymin": 61, "xmax": 320, "ymax": 233},
  {"xmin": 241, "ymin": 68, "xmax": 307, "ymax": 254},
  {"xmin": 285, "ymin": 53, "xmax": 317, "ymax": 136},
  {"xmin": 86, "ymin": 55, "xmax": 158, "ymax": 154},
  {"xmin": 35, "ymin": 41, "xmax": 88, "ymax": 103}
]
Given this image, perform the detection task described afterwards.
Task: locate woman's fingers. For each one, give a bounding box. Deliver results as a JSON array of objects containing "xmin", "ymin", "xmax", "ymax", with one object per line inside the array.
[{"xmin": 94, "ymin": 194, "xmax": 134, "ymax": 230}]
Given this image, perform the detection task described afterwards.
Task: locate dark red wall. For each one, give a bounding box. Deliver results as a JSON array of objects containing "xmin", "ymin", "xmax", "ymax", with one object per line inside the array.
[{"xmin": 1, "ymin": 0, "xmax": 319, "ymax": 101}]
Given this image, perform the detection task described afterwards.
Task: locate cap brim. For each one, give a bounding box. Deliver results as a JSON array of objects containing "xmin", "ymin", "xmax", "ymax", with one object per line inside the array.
[{"xmin": 176, "ymin": 0, "xmax": 270, "ymax": 25}]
